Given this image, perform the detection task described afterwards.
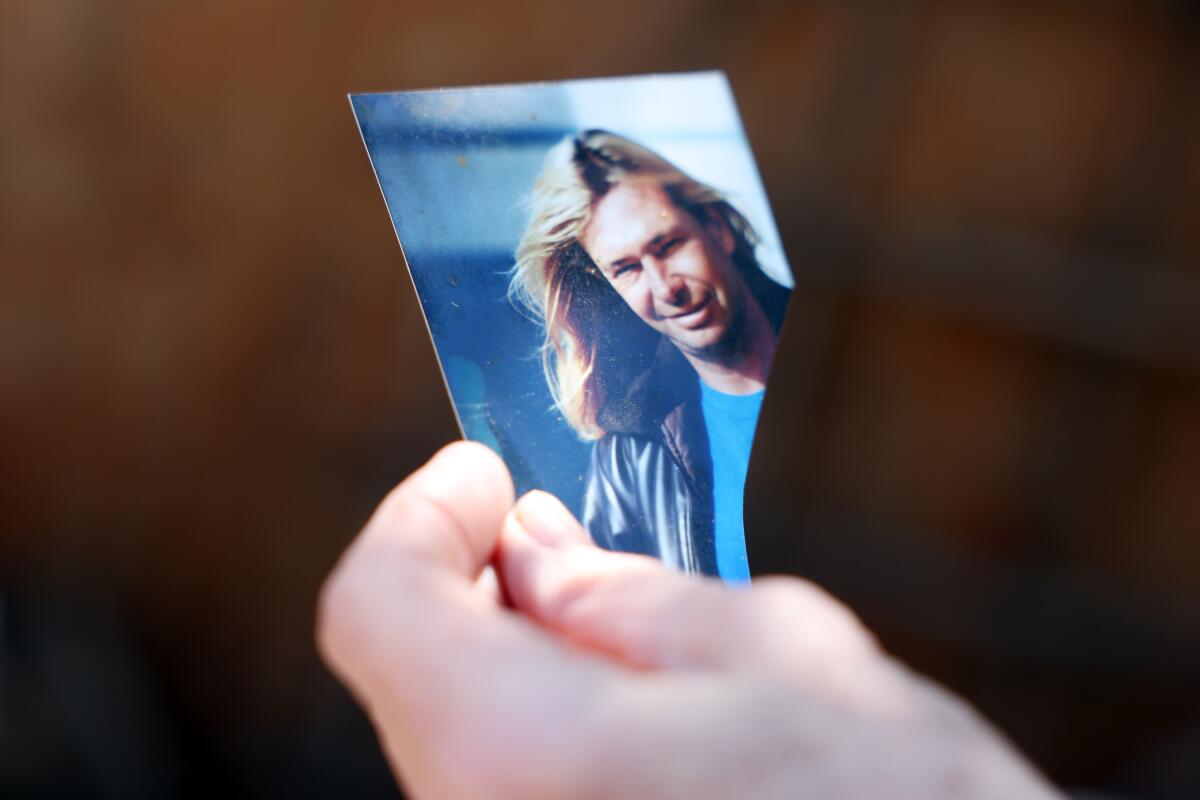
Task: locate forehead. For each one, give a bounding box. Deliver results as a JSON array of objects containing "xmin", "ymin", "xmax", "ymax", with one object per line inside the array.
[{"xmin": 580, "ymin": 181, "xmax": 690, "ymax": 260}]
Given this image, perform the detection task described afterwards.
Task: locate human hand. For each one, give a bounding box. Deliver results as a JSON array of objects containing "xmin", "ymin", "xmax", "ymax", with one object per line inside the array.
[{"xmin": 317, "ymin": 442, "xmax": 1061, "ymax": 800}]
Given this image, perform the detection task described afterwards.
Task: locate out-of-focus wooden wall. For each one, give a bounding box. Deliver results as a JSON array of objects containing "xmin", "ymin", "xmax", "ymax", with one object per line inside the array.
[{"xmin": 1, "ymin": 1, "xmax": 1197, "ymax": 797}]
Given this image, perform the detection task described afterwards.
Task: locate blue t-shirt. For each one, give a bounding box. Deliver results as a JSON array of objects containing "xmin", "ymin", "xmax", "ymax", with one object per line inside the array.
[{"xmin": 700, "ymin": 383, "xmax": 764, "ymax": 584}]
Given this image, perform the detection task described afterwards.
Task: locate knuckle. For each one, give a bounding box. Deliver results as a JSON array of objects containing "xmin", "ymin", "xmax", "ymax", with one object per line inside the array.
[
  {"xmin": 539, "ymin": 564, "xmax": 608, "ymax": 628},
  {"xmin": 750, "ymin": 576, "xmax": 879, "ymax": 654},
  {"xmin": 314, "ymin": 545, "xmax": 387, "ymax": 672}
]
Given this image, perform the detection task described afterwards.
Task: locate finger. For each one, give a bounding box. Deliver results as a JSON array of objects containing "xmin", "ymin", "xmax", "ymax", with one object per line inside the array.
[
  {"xmin": 473, "ymin": 564, "xmax": 504, "ymax": 605},
  {"xmin": 317, "ymin": 441, "xmax": 514, "ymax": 697},
  {"xmin": 359, "ymin": 440, "xmax": 515, "ymax": 577},
  {"xmin": 498, "ymin": 492, "xmax": 739, "ymax": 671},
  {"xmin": 498, "ymin": 491, "xmax": 878, "ymax": 674},
  {"xmin": 509, "ymin": 489, "xmax": 594, "ymax": 548},
  {"xmin": 316, "ymin": 442, "xmax": 614, "ymax": 796}
]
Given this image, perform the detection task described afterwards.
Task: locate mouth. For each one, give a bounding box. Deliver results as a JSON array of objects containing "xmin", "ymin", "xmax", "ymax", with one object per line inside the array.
[{"xmin": 666, "ymin": 294, "xmax": 714, "ymax": 329}]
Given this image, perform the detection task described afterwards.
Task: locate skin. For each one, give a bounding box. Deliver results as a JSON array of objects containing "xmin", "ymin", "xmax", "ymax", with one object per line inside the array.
[
  {"xmin": 580, "ymin": 181, "xmax": 777, "ymax": 396},
  {"xmin": 317, "ymin": 442, "xmax": 1064, "ymax": 800}
]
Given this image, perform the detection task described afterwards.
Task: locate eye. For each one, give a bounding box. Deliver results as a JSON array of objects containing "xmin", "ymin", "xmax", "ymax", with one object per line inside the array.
[
  {"xmin": 656, "ymin": 237, "xmax": 685, "ymax": 257},
  {"xmin": 612, "ymin": 260, "xmax": 640, "ymax": 279}
]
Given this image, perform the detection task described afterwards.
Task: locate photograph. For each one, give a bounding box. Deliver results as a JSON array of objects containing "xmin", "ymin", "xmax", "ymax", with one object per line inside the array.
[
  {"xmin": 12, "ymin": 7, "xmax": 1200, "ymax": 796},
  {"xmin": 352, "ymin": 72, "xmax": 794, "ymax": 581}
]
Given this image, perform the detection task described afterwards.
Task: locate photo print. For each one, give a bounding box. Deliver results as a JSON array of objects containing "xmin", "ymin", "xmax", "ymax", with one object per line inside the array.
[{"xmin": 352, "ymin": 72, "xmax": 793, "ymax": 582}]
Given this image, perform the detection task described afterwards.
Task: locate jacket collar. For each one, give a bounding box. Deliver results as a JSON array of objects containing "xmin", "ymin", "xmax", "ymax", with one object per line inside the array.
[{"xmin": 596, "ymin": 337, "xmax": 713, "ymax": 492}]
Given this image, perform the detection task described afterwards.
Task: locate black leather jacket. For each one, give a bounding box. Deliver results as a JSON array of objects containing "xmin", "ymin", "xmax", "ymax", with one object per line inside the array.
[
  {"xmin": 579, "ymin": 269, "xmax": 789, "ymax": 576},
  {"xmin": 581, "ymin": 340, "xmax": 719, "ymax": 575}
]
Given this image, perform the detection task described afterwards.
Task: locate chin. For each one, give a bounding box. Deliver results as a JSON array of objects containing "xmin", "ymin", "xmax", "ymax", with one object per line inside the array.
[
  {"xmin": 681, "ymin": 305, "xmax": 747, "ymax": 363},
  {"xmin": 673, "ymin": 326, "xmax": 731, "ymax": 359}
]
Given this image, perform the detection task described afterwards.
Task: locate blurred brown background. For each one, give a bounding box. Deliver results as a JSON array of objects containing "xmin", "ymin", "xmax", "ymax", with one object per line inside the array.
[{"xmin": 1, "ymin": 1, "xmax": 1198, "ymax": 797}]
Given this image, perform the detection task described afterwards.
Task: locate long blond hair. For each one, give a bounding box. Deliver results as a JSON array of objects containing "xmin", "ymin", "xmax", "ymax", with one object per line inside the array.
[{"xmin": 509, "ymin": 130, "xmax": 760, "ymax": 440}]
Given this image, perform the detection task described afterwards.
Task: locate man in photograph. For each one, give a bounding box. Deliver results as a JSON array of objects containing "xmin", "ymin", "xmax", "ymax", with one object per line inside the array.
[{"xmin": 509, "ymin": 130, "xmax": 789, "ymax": 581}]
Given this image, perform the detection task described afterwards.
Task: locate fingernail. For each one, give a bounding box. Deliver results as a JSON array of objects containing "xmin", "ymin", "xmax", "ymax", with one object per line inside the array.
[{"xmin": 513, "ymin": 491, "xmax": 580, "ymax": 548}]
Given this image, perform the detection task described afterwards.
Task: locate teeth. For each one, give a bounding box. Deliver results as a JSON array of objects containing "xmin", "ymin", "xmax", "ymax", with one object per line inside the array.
[{"xmin": 673, "ymin": 296, "xmax": 708, "ymax": 318}]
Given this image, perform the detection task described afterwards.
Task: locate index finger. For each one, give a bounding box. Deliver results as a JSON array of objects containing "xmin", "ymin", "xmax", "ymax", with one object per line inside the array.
[
  {"xmin": 317, "ymin": 441, "xmax": 514, "ymax": 693},
  {"xmin": 315, "ymin": 442, "xmax": 616, "ymax": 797},
  {"xmin": 362, "ymin": 440, "xmax": 516, "ymax": 577}
]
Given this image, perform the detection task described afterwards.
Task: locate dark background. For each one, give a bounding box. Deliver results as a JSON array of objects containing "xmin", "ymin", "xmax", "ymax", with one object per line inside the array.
[{"xmin": 2, "ymin": 1, "xmax": 1198, "ymax": 797}]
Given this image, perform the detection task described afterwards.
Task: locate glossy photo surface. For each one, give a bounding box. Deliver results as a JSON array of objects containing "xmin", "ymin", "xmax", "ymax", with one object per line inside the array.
[{"xmin": 352, "ymin": 73, "xmax": 792, "ymax": 581}]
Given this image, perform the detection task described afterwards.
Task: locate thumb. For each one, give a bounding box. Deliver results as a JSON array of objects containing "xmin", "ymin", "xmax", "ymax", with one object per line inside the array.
[
  {"xmin": 498, "ymin": 491, "xmax": 881, "ymax": 676},
  {"xmin": 496, "ymin": 490, "xmax": 746, "ymax": 671}
]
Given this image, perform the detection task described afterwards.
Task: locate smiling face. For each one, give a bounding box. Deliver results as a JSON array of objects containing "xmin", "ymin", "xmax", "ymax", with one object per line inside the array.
[{"xmin": 580, "ymin": 181, "xmax": 748, "ymax": 362}]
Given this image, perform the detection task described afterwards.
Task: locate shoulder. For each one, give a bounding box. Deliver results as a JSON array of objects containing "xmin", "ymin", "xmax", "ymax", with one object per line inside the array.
[
  {"xmin": 596, "ymin": 336, "xmax": 698, "ymax": 435},
  {"xmin": 590, "ymin": 431, "xmax": 660, "ymax": 486}
]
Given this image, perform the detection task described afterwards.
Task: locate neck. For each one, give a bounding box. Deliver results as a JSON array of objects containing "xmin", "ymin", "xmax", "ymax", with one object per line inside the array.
[{"xmin": 682, "ymin": 298, "xmax": 776, "ymax": 396}]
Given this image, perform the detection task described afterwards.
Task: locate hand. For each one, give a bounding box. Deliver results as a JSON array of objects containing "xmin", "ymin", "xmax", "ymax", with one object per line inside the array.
[{"xmin": 317, "ymin": 442, "xmax": 1061, "ymax": 800}]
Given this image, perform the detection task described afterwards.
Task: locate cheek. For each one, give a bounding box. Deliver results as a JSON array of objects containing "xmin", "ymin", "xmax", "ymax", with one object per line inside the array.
[
  {"xmin": 697, "ymin": 248, "xmax": 737, "ymax": 295},
  {"xmin": 614, "ymin": 282, "xmax": 656, "ymax": 319},
  {"xmin": 679, "ymin": 245, "xmax": 718, "ymax": 282}
]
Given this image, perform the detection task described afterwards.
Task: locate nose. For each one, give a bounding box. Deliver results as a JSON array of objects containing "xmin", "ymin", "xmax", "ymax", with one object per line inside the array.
[{"xmin": 644, "ymin": 257, "xmax": 687, "ymax": 307}]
